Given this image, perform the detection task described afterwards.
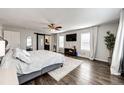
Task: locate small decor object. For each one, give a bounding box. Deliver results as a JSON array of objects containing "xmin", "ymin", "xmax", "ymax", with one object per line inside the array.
[
  {"xmin": 53, "ymin": 45, "xmax": 56, "ymax": 52},
  {"xmin": 104, "ymin": 31, "xmax": 115, "ymax": 65},
  {"xmin": 73, "ymin": 46, "xmax": 77, "ymax": 56}
]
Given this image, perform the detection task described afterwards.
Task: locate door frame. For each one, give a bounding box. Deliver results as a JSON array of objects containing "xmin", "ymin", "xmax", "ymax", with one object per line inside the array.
[
  {"xmin": 34, "ymin": 33, "xmax": 45, "ymax": 50},
  {"xmin": 34, "ymin": 33, "xmax": 51, "ymax": 50}
]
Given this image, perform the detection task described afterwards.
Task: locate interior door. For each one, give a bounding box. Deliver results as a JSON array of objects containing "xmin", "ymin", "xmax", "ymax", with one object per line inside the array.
[
  {"xmin": 4, "ymin": 31, "xmax": 20, "ymax": 48},
  {"xmin": 38, "ymin": 35, "xmax": 44, "ymax": 50}
]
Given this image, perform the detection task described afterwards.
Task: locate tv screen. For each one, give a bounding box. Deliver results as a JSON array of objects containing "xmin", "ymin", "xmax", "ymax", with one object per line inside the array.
[{"xmin": 66, "ymin": 34, "xmax": 77, "ymax": 41}]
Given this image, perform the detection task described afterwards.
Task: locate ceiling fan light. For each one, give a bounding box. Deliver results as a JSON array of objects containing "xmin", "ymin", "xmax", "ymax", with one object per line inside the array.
[{"xmin": 50, "ymin": 29, "xmax": 56, "ymax": 32}]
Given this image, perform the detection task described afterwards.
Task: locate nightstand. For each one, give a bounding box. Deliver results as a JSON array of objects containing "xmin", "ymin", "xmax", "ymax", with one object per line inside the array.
[{"xmin": 0, "ymin": 67, "xmax": 19, "ymax": 85}]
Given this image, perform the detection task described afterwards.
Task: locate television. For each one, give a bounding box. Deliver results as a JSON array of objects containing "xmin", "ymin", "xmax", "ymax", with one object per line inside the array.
[{"xmin": 66, "ymin": 33, "xmax": 77, "ymax": 41}]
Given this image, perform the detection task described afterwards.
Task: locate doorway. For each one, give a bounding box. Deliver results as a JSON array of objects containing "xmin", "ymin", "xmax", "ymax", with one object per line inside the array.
[
  {"xmin": 35, "ymin": 33, "xmax": 51, "ymax": 51},
  {"xmin": 38, "ymin": 35, "xmax": 44, "ymax": 50},
  {"xmin": 44, "ymin": 35, "xmax": 51, "ymax": 50}
]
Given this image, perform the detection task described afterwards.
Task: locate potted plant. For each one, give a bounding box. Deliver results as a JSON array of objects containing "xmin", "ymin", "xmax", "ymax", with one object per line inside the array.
[{"xmin": 104, "ymin": 31, "xmax": 115, "ymax": 65}]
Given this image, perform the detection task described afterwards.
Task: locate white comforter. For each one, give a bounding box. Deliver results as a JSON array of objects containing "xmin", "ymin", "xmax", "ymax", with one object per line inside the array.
[
  {"xmin": 22, "ymin": 50, "xmax": 65, "ymax": 74},
  {"xmin": 1, "ymin": 50, "xmax": 65, "ymax": 75}
]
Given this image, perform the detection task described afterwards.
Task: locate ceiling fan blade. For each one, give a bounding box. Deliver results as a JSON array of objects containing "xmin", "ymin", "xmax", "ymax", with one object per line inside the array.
[
  {"xmin": 48, "ymin": 24, "xmax": 55, "ymax": 29},
  {"xmin": 56, "ymin": 26, "xmax": 62, "ymax": 28},
  {"xmin": 55, "ymin": 28, "xmax": 58, "ymax": 30},
  {"xmin": 55, "ymin": 26, "xmax": 62, "ymax": 30},
  {"xmin": 48, "ymin": 24, "xmax": 52, "ymax": 28},
  {"xmin": 51, "ymin": 23, "xmax": 55, "ymax": 26},
  {"xmin": 55, "ymin": 28, "xmax": 60, "ymax": 31}
]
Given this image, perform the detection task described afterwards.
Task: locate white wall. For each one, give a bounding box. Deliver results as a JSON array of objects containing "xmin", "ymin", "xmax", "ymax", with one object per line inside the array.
[
  {"xmin": 95, "ymin": 22, "xmax": 118, "ymax": 62},
  {"xmin": 57, "ymin": 22, "xmax": 119, "ymax": 62},
  {"xmin": 57, "ymin": 27, "xmax": 93, "ymax": 58},
  {"xmin": 2, "ymin": 26, "xmax": 40, "ymax": 50},
  {"xmin": 2, "ymin": 25, "xmax": 55, "ymax": 51},
  {"xmin": 1, "ymin": 21, "xmax": 119, "ymax": 62}
]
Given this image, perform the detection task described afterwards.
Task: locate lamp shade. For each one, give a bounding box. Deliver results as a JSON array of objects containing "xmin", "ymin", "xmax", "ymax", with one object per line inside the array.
[{"xmin": 0, "ymin": 40, "xmax": 5, "ymax": 57}]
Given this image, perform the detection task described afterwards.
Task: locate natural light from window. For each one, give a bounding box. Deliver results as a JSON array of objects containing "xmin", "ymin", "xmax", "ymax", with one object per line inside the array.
[
  {"xmin": 27, "ymin": 36, "xmax": 32, "ymax": 47},
  {"xmin": 81, "ymin": 32, "xmax": 90, "ymax": 51},
  {"xmin": 59, "ymin": 36, "xmax": 64, "ymax": 48}
]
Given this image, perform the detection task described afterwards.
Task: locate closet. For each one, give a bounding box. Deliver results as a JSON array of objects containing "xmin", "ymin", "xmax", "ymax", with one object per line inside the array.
[{"xmin": 4, "ymin": 31, "xmax": 20, "ymax": 48}]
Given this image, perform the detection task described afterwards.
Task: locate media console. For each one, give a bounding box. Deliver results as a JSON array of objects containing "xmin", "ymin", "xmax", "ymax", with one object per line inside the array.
[{"xmin": 64, "ymin": 48, "xmax": 77, "ymax": 56}]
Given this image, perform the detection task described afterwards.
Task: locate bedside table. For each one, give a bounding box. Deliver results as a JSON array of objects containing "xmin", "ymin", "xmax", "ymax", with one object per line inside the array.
[{"xmin": 0, "ymin": 68, "xmax": 19, "ymax": 85}]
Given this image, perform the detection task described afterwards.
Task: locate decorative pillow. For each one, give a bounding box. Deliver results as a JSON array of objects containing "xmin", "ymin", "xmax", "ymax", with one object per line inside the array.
[
  {"xmin": 0, "ymin": 49, "xmax": 29, "ymax": 74},
  {"xmin": 13, "ymin": 48, "xmax": 21, "ymax": 57},
  {"xmin": 22, "ymin": 50, "xmax": 31, "ymax": 57},
  {"xmin": 13, "ymin": 48, "xmax": 31, "ymax": 64},
  {"xmin": 15, "ymin": 58, "xmax": 29, "ymax": 74},
  {"xmin": 15, "ymin": 54, "xmax": 31, "ymax": 64}
]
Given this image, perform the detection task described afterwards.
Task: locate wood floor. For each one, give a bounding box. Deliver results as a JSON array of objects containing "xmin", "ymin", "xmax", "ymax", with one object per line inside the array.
[{"xmin": 24, "ymin": 57, "xmax": 124, "ymax": 85}]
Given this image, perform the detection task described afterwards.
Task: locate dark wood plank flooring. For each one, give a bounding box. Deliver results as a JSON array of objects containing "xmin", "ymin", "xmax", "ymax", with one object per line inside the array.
[{"xmin": 24, "ymin": 57, "xmax": 124, "ymax": 85}]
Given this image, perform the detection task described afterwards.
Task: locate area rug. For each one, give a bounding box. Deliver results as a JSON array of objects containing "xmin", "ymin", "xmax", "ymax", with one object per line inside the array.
[{"xmin": 48, "ymin": 57, "xmax": 82, "ymax": 81}]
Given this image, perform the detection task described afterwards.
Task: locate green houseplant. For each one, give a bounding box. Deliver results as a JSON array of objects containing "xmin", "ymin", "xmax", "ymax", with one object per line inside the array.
[{"xmin": 104, "ymin": 31, "xmax": 115, "ymax": 64}]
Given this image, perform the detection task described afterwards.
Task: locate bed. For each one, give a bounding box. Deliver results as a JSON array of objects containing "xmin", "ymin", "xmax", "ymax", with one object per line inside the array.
[{"xmin": 0, "ymin": 49, "xmax": 65, "ymax": 84}]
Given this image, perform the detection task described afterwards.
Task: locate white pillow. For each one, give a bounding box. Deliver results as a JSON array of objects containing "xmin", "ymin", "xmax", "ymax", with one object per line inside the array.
[
  {"xmin": 13, "ymin": 48, "xmax": 31, "ymax": 64},
  {"xmin": 22, "ymin": 50, "xmax": 31, "ymax": 57},
  {"xmin": 13, "ymin": 48, "xmax": 31, "ymax": 57},
  {"xmin": 15, "ymin": 59, "xmax": 29, "ymax": 74},
  {"xmin": 13, "ymin": 48, "xmax": 20, "ymax": 57},
  {"xmin": 0, "ymin": 49, "xmax": 29, "ymax": 74},
  {"xmin": 16, "ymin": 53, "xmax": 31, "ymax": 64}
]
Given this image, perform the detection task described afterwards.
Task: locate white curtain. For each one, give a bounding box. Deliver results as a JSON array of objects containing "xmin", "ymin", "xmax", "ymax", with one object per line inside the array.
[
  {"xmin": 90, "ymin": 27, "xmax": 98, "ymax": 60},
  {"xmin": 111, "ymin": 9, "xmax": 124, "ymax": 75}
]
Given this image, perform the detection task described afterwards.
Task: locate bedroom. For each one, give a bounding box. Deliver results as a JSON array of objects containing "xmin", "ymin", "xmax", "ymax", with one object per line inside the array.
[{"xmin": 0, "ymin": 8, "xmax": 124, "ymax": 85}]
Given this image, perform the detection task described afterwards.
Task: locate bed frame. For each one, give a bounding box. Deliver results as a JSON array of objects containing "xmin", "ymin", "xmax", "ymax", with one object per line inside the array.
[{"xmin": 18, "ymin": 63, "xmax": 63, "ymax": 84}]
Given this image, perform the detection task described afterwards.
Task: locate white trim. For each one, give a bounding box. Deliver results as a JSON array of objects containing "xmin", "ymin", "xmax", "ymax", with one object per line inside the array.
[
  {"xmin": 95, "ymin": 58, "xmax": 108, "ymax": 62},
  {"xmin": 79, "ymin": 56, "xmax": 108, "ymax": 63},
  {"xmin": 78, "ymin": 55, "xmax": 90, "ymax": 59}
]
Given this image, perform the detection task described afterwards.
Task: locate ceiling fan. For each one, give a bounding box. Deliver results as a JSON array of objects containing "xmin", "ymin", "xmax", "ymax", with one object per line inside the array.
[
  {"xmin": 31, "ymin": 19, "xmax": 62, "ymax": 31},
  {"xmin": 47, "ymin": 23, "xmax": 62, "ymax": 31}
]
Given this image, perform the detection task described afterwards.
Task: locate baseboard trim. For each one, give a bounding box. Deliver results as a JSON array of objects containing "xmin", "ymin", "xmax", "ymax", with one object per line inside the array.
[
  {"xmin": 78, "ymin": 56, "xmax": 108, "ymax": 63},
  {"xmin": 58, "ymin": 51, "xmax": 109, "ymax": 63},
  {"xmin": 95, "ymin": 58, "xmax": 108, "ymax": 63}
]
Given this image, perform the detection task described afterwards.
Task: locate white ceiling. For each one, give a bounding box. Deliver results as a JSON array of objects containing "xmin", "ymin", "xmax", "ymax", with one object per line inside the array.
[{"xmin": 0, "ymin": 8, "xmax": 121, "ymax": 33}]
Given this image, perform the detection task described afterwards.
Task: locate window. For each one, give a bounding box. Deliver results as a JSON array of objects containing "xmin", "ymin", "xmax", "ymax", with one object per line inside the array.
[
  {"xmin": 81, "ymin": 32, "xmax": 90, "ymax": 51},
  {"xmin": 59, "ymin": 36, "xmax": 64, "ymax": 48},
  {"xmin": 27, "ymin": 36, "xmax": 32, "ymax": 47}
]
